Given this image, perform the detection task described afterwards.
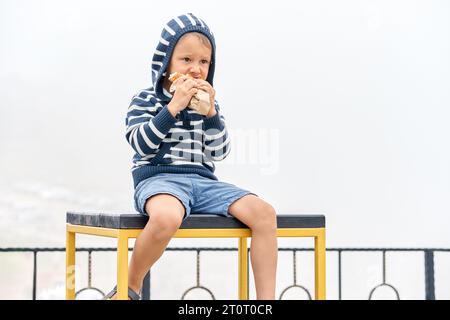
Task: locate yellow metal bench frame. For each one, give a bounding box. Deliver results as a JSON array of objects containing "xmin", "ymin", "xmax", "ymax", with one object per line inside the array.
[{"xmin": 66, "ymin": 224, "xmax": 326, "ymax": 300}]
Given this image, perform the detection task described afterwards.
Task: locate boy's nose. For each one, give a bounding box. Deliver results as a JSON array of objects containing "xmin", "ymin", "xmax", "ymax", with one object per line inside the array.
[{"xmin": 189, "ymin": 65, "xmax": 201, "ymax": 75}]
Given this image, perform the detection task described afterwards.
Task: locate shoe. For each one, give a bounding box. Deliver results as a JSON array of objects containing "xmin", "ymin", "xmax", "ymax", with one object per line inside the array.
[{"xmin": 103, "ymin": 285, "xmax": 141, "ymax": 300}]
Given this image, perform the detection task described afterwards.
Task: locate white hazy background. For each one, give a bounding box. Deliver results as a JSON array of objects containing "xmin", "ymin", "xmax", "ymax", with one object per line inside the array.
[{"xmin": 1, "ymin": 0, "xmax": 449, "ymax": 300}]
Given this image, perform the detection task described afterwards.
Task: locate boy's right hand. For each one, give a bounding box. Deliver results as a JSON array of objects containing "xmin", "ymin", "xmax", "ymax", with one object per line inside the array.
[{"xmin": 167, "ymin": 76, "xmax": 199, "ymax": 117}]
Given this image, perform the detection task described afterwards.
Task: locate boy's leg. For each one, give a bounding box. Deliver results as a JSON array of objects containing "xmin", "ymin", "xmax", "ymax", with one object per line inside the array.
[
  {"xmin": 228, "ymin": 194, "xmax": 278, "ymax": 300},
  {"xmin": 109, "ymin": 194, "xmax": 185, "ymax": 299},
  {"xmin": 129, "ymin": 194, "xmax": 185, "ymax": 293}
]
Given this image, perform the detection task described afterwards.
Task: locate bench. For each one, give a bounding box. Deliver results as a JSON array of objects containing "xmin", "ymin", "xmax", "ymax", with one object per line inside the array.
[{"xmin": 66, "ymin": 212, "xmax": 326, "ymax": 300}]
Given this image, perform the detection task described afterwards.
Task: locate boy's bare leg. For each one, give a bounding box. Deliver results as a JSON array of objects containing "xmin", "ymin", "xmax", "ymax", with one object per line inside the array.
[
  {"xmin": 228, "ymin": 195, "xmax": 278, "ymax": 300},
  {"xmin": 109, "ymin": 194, "xmax": 185, "ymax": 299}
]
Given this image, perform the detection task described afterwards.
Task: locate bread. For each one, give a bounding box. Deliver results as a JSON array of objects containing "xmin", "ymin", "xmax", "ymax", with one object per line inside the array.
[
  {"xmin": 168, "ymin": 72, "xmax": 194, "ymax": 92},
  {"xmin": 168, "ymin": 72, "xmax": 188, "ymax": 83},
  {"xmin": 167, "ymin": 72, "xmax": 211, "ymax": 116},
  {"xmin": 189, "ymin": 89, "xmax": 211, "ymax": 115}
]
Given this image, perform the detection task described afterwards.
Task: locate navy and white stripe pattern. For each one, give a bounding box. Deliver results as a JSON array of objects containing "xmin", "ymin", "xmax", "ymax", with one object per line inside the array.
[{"xmin": 126, "ymin": 14, "xmax": 229, "ymax": 189}]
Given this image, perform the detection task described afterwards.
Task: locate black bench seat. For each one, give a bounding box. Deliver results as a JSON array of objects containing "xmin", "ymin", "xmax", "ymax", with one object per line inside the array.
[{"xmin": 67, "ymin": 212, "xmax": 325, "ymax": 229}]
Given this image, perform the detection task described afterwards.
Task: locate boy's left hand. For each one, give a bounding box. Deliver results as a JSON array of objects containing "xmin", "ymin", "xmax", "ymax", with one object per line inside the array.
[{"xmin": 195, "ymin": 79, "xmax": 216, "ymax": 118}]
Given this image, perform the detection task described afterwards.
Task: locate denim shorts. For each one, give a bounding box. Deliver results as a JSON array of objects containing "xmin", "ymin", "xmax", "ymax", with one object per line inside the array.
[{"xmin": 134, "ymin": 173, "xmax": 257, "ymax": 220}]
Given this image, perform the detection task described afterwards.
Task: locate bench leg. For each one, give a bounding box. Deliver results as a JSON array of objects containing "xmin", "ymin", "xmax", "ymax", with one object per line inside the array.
[
  {"xmin": 66, "ymin": 229, "xmax": 76, "ymax": 300},
  {"xmin": 238, "ymin": 237, "xmax": 248, "ymax": 300},
  {"xmin": 117, "ymin": 233, "xmax": 129, "ymax": 300},
  {"xmin": 314, "ymin": 228, "xmax": 326, "ymax": 300}
]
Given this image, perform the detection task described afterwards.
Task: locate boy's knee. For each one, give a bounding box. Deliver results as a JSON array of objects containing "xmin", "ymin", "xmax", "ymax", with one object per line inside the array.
[
  {"xmin": 149, "ymin": 210, "xmax": 184, "ymax": 240},
  {"xmin": 145, "ymin": 194, "xmax": 185, "ymax": 240},
  {"xmin": 253, "ymin": 203, "xmax": 277, "ymax": 231}
]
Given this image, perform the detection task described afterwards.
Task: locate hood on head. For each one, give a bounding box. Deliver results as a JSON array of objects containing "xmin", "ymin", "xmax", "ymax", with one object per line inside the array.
[{"xmin": 150, "ymin": 13, "xmax": 216, "ymax": 101}]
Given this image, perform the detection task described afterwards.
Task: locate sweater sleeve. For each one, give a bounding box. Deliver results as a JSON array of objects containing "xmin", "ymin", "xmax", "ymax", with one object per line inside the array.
[
  {"xmin": 125, "ymin": 90, "xmax": 177, "ymax": 156},
  {"xmin": 203, "ymin": 100, "xmax": 231, "ymax": 161}
]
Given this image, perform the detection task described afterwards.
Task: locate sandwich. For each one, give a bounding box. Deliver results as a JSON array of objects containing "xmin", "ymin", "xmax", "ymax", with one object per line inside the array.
[{"xmin": 168, "ymin": 72, "xmax": 211, "ymax": 116}]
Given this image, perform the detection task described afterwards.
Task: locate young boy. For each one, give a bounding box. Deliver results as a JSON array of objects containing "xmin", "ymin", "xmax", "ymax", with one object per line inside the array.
[{"xmin": 108, "ymin": 13, "xmax": 277, "ymax": 300}]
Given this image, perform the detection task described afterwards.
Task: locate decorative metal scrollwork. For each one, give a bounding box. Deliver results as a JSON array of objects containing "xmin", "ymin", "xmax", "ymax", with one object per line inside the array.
[
  {"xmin": 75, "ymin": 251, "xmax": 105, "ymax": 299},
  {"xmin": 368, "ymin": 251, "xmax": 400, "ymax": 300},
  {"xmin": 279, "ymin": 250, "xmax": 312, "ymax": 300},
  {"xmin": 181, "ymin": 250, "xmax": 215, "ymax": 300}
]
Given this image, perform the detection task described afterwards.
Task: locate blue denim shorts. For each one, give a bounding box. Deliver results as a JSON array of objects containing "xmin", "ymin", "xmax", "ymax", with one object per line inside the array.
[{"xmin": 134, "ymin": 173, "xmax": 257, "ymax": 220}]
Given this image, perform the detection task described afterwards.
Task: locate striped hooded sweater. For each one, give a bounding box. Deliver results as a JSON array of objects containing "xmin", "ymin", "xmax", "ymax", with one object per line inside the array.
[{"xmin": 125, "ymin": 13, "xmax": 230, "ymax": 189}]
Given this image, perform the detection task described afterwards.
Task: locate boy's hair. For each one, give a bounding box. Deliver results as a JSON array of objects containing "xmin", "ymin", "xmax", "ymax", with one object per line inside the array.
[{"xmin": 179, "ymin": 32, "xmax": 212, "ymax": 50}]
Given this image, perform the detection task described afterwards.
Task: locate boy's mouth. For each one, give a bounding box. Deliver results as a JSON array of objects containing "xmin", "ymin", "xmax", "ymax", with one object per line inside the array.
[{"xmin": 188, "ymin": 73, "xmax": 201, "ymax": 79}]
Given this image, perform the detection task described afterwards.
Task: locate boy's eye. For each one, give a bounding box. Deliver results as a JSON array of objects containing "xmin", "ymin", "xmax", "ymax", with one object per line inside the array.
[
  {"xmin": 183, "ymin": 57, "xmax": 190, "ymax": 62},
  {"xmin": 201, "ymin": 60, "xmax": 209, "ymax": 64}
]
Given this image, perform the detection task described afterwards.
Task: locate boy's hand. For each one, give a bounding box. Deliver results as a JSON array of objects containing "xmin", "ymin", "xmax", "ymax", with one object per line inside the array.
[
  {"xmin": 168, "ymin": 75, "xmax": 199, "ymax": 116},
  {"xmin": 194, "ymin": 79, "xmax": 217, "ymax": 118}
]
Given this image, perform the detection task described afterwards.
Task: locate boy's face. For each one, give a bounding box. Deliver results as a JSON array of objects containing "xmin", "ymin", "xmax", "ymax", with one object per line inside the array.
[{"xmin": 166, "ymin": 33, "xmax": 212, "ymax": 80}]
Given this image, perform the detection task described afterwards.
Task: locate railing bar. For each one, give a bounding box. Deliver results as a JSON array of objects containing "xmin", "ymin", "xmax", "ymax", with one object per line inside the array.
[
  {"xmin": 0, "ymin": 246, "xmax": 447, "ymax": 300},
  {"xmin": 32, "ymin": 251, "xmax": 37, "ymax": 300},
  {"xmin": 293, "ymin": 250, "xmax": 297, "ymax": 285},
  {"xmin": 141, "ymin": 271, "xmax": 151, "ymax": 300},
  {"xmin": 425, "ymin": 250, "xmax": 436, "ymax": 300},
  {"xmin": 338, "ymin": 250, "xmax": 342, "ymax": 300},
  {"xmin": 196, "ymin": 250, "xmax": 201, "ymax": 287},
  {"xmin": 2, "ymin": 247, "xmax": 450, "ymax": 252},
  {"xmin": 88, "ymin": 250, "xmax": 92, "ymax": 288}
]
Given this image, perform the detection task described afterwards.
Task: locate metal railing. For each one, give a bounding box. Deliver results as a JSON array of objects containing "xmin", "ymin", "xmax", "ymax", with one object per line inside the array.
[{"xmin": 1, "ymin": 247, "xmax": 449, "ymax": 300}]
